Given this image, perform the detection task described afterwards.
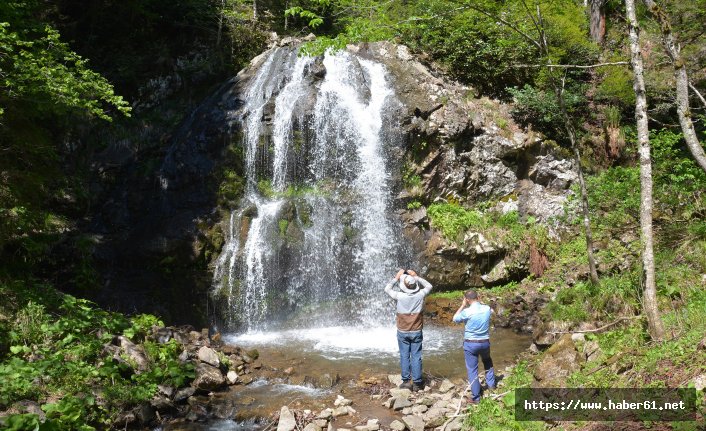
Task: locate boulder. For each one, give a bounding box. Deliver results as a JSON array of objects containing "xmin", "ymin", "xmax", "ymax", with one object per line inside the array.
[
  {"xmin": 115, "ymin": 336, "xmax": 149, "ymax": 372},
  {"xmin": 389, "ymin": 388, "xmax": 412, "ymax": 398},
  {"xmin": 226, "ymin": 370, "xmax": 239, "ymax": 384},
  {"xmin": 438, "ymin": 379, "xmax": 455, "ymax": 393},
  {"xmin": 197, "ymin": 346, "xmax": 220, "ymax": 367},
  {"xmin": 173, "ymin": 386, "xmax": 196, "ymax": 403},
  {"xmin": 401, "ymin": 415, "xmax": 425, "ymax": 431},
  {"xmin": 389, "ymin": 420, "xmax": 406, "ymax": 431},
  {"xmin": 533, "ymin": 334, "xmax": 584, "ymax": 384},
  {"xmin": 533, "ymin": 320, "xmax": 572, "ymax": 347},
  {"xmin": 277, "ymin": 406, "xmax": 297, "ymax": 431},
  {"xmin": 193, "ymin": 363, "xmax": 226, "ymax": 391},
  {"xmin": 393, "ymin": 397, "xmax": 414, "ymax": 411}
]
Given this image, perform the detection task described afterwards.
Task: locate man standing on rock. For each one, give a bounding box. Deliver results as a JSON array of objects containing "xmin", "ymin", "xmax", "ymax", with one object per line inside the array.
[
  {"xmin": 453, "ymin": 290, "xmax": 496, "ymax": 404},
  {"xmin": 384, "ymin": 268, "xmax": 433, "ymax": 392}
]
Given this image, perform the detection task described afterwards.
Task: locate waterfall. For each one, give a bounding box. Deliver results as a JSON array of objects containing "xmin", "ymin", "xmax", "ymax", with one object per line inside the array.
[{"xmin": 212, "ymin": 46, "xmax": 408, "ymax": 332}]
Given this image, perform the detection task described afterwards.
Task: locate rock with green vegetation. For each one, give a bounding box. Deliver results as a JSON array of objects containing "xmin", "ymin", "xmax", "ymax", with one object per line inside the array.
[{"xmin": 533, "ymin": 334, "xmax": 584, "ymax": 385}]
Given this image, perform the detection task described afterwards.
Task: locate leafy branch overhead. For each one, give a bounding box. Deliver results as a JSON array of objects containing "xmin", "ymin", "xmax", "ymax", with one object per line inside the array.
[{"xmin": 0, "ymin": 23, "xmax": 131, "ymax": 121}]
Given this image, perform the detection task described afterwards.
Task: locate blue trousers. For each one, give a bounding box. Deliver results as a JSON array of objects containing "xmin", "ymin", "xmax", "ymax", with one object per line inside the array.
[
  {"xmin": 397, "ymin": 330, "xmax": 423, "ymax": 384},
  {"xmin": 463, "ymin": 340, "xmax": 496, "ymax": 401}
]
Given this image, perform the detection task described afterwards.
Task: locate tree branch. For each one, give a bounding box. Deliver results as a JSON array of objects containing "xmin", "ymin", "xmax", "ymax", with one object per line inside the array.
[
  {"xmin": 689, "ymin": 81, "xmax": 706, "ymax": 109},
  {"xmin": 511, "ymin": 61, "xmax": 629, "ymax": 69},
  {"xmin": 547, "ymin": 316, "xmax": 641, "ymax": 334}
]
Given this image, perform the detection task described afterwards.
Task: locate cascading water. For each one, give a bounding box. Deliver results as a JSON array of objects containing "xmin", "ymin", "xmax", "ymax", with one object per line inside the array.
[{"xmin": 212, "ymin": 45, "xmax": 409, "ymax": 332}]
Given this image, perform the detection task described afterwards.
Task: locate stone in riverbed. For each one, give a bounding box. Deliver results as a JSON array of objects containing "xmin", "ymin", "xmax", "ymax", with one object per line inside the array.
[
  {"xmin": 193, "ymin": 363, "xmax": 226, "ymax": 391},
  {"xmin": 226, "ymin": 370, "xmax": 238, "ymax": 384},
  {"xmin": 332, "ymin": 406, "xmax": 349, "ymax": 417},
  {"xmin": 389, "ymin": 420, "xmax": 406, "ymax": 431},
  {"xmin": 438, "ymin": 379, "xmax": 455, "ymax": 393},
  {"xmin": 314, "ymin": 419, "xmax": 328, "ymax": 428},
  {"xmin": 389, "ymin": 388, "xmax": 412, "ymax": 398},
  {"xmin": 366, "ymin": 419, "xmax": 380, "ymax": 431},
  {"xmin": 388, "ymin": 375, "xmax": 403, "ymax": 386},
  {"xmin": 277, "ymin": 406, "xmax": 297, "ymax": 431},
  {"xmin": 393, "ymin": 397, "xmax": 413, "ymax": 410},
  {"xmin": 411, "ymin": 404, "xmax": 428, "ymax": 414},
  {"xmin": 416, "ymin": 397, "xmax": 434, "ymax": 407},
  {"xmin": 334, "ymin": 395, "xmax": 352, "ymax": 406},
  {"xmin": 198, "ymin": 346, "xmax": 220, "ymax": 367},
  {"xmin": 303, "ymin": 423, "xmax": 320, "ymax": 431},
  {"xmin": 173, "ymin": 386, "xmax": 195, "ymax": 403},
  {"xmin": 401, "ymin": 415, "xmax": 425, "ymax": 431},
  {"xmin": 317, "ymin": 408, "xmax": 333, "ymax": 419},
  {"xmin": 402, "ymin": 407, "xmax": 412, "ymax": 415}
]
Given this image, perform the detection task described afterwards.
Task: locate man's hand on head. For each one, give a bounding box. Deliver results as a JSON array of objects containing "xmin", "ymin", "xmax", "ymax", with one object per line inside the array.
[
  {"xmin": 406, "ymin": 269, "xmax": 418, "ymax": 277},
  {"xmin": 395, "ymin": 269, "xmax": 405, "ymax": 280}
]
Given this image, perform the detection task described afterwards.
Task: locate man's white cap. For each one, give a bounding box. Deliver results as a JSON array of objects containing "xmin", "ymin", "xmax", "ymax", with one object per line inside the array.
[{"xmin": 402, "ymin": 274, "xmax": 417, "ymax": 287}]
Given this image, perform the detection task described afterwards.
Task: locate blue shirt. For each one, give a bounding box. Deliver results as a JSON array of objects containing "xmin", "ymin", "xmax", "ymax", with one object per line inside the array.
[{"xmin": 452, "ymin": 302, "xmax": 491, "ymax": 340}]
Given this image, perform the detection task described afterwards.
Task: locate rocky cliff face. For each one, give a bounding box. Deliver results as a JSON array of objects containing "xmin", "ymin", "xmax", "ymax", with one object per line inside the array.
[
  {"xmin": 84, "ymin": 37, "xmax": 577, "ymax": 324},
  {"xmin": 349, "ymin": 42, "xmax": 577, "ymax": 290}
]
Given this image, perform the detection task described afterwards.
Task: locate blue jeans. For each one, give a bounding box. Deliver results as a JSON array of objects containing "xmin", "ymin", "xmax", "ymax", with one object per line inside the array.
[
  {"xmin": 463, "ymin": 340, "xmax": 496, "ymax": 401},
  {"xmin": 397, "ymin": 330, "xmax": 423, "ymax": 384}
]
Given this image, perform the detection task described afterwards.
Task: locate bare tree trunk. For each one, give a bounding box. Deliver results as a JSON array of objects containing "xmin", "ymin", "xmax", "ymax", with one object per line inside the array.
[
  {"xmin": 626, "ymin": 0, "xmax": 666, "ymax": 342},
  {"xmin": 536, "ymin": 3, "xmax": 600, "ymax": 284},
  {"xmin": 253, "ymin": 0, "xmax": 258, "ymax": 20},
  {"xmin": 284, "ymin": 0, "xmax": 289, "ymax": 30},
  {"xmin": 589, "ymin": 0, "xmax": 606, "ymax": 44},
  {"xmin": 642, "ymin": 0, "xmax": 706, "ymax": 174}
]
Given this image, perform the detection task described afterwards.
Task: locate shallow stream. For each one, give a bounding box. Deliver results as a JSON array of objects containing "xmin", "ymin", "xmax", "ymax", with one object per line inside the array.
[{"xmin": 162, "ymin": 325, "xmax": 530, "ymax": 430}]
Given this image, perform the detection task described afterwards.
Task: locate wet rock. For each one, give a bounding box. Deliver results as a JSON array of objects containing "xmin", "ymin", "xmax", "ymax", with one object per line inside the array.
[
  {"xmin": 393, "ymin": 397, "xmax": 413, "ymax": 411},
  {"xmin": 277, "ymin": 406, "xmax": 297, "ymax": 431},
  {"xmin": 211, "ymin": 399, "xmax": 236, "ymax": 419},
  {"xmin": 315, "ymin": 373, "xmax": 340, "ymax": 388},
  {"xmin": 534, "ymin": 334, "xmax": 584, "ymax": 384},
  {"xmin": 197, "ymin": 346, "xmax": 220, "ymax": 367},
  {"xmin": 193, "ymin": 363, "xmax": 226, "ymax": 391},
  {"xmin": 284, "ymin": 367, "xmax": 294, "ymax": 375},
  {"xmin": 239, "ymin": 375, "xmax": 254, "ymax": 385},
  {"xmin": 150, "ymin": 395, "xmax": 175, "ymax": 412},
  {"xmin": 174, "ymin": 386, "xmax": 196, "ymax": 403},
  {"xmin": 401, "ymin": 415, "xmax": 425, "ymax": 431},
  {"xmin": 389, "ymin": 420, "xmax": 406, "ymax": 431},
  {"xmin": 438, "ymin": 379, "xmax": 455, "ymax": 393}
]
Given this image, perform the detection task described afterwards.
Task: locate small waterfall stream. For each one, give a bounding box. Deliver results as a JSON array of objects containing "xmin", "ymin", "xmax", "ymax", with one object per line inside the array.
[{"xmin": 212, "ymin": 46, "xmax": 408, "ymax": 332}]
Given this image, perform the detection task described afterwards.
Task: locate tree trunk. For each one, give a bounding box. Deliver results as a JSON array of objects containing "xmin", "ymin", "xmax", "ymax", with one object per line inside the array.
[
  {"xmin": 253, "ymin": 0, "xmax": 258, "ymax": 20},
  {"xmin": 589, "ymin": 0, "xmax": 606, "ymax": 44},
  {"xmin": 537, "ymin": 4, "xmax": 600, "ymax": 285},
  {"xmin": 626, "ymin": 0, "xmax": 666, "ymax": 342},
  {"xmin": 553, "ymin": 82, "xmax": 600, "ymax": 285},
  {"xmin": 642, "ymin": 0, "xmax": 706, "ymax": 174}
]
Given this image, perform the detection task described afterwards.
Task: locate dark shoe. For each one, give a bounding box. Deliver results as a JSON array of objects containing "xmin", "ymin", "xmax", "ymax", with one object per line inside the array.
[
  {"xmin": 466, "ymin": 399, "xmax": 480, "ymax": 406},
  {"xmin": 399, "ymin": 381, "xmax": 412, "ymax": 390},
  {"xmin": 412, "ymin": 383, "xmax": 423, "ymax": 392}
]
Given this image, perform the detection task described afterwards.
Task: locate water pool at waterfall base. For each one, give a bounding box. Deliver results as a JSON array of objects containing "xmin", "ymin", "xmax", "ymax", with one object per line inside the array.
[
  {"xmin": 160, "ymin": 325, "xmax": 530, "ymax": 430},
  {"xmin": 224, "ymin": 325, "xmax": 530, "ymax": 381}
]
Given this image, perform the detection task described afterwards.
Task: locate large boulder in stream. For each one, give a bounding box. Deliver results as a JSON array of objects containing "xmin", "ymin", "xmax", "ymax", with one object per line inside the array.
[{"xmin": 193, "ymin": 362, "xmax": 226, "ymax": 391}]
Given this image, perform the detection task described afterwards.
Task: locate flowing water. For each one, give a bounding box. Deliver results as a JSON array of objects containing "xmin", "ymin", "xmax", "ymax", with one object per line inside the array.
[{"xmin": 212, "ymin": 46, "xmax": 408, "ymax": 332}]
